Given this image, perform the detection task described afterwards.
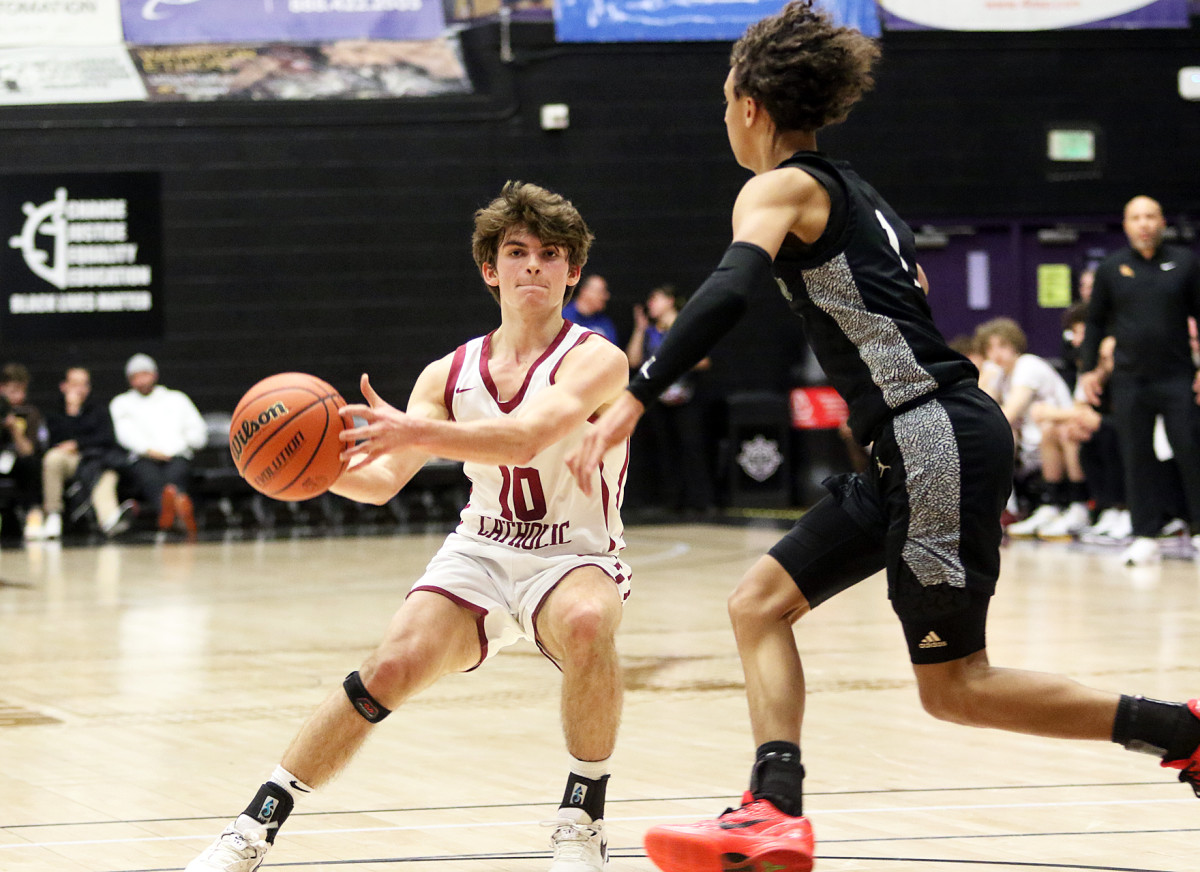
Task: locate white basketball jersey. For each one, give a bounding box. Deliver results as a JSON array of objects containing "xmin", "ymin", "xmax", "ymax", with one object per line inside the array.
[{"xmin": 445, "ymin": 321, "xmax": 628, "ymax": 558}]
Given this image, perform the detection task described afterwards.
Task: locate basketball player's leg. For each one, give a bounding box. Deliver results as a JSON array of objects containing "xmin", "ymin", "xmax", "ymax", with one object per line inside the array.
[
  {"xmin": 727, "ymin": 480, "xmax": 885, "ymax": 815},
  {"xmin": 642, "ymin": 479, "xmax": 886, "ymax": 872},
  {"xmin": 185, "ymin": 591, "xmax": 482, "ymax": 872},
  {"xmin": 537, "ymin": 565, "xmax": 624, "ymax": 764},
  {"xmin": 534, "ymin": 566, "xmax": 623, "ymax": 870},
  {"xmin": 896, "ymin": 393, "xmax": 1200, "ymax": 787},
  {"xmin": 281, "ymin": 590, "xmax": 483, "ymax": 786},
  {"xmin": 913, "ymin": 648, "xmax": 1118, "ymax": 737},
  {"xmin": 736, "ymin": 483, "xmax": 886, "ymax": 753}
]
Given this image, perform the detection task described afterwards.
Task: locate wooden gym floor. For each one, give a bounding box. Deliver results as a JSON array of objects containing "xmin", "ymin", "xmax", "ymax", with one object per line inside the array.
[{"xmin": 0, "ymin": 522, "xmax": 1197, "ymax": 872}]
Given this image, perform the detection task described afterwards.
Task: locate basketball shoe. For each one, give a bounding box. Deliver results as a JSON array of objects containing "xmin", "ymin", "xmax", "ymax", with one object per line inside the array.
[
  {"xmin": 185, "ymin": 815, "xmax": 270, "ymax": 872},
  {"xmin": 547, "ymin": 819, "xmax": 606, "ymax": 872},
  {"xmin": 1161, "ymin": 698, "xmax": 1200, "ymax": 797},
  {"xmin": 643, "ymin": 792, "xmax": 814, "ymax": 872},
  {"xmin": 1005, "ymin": 504, "xmax": 1061, "ymax": 538}
]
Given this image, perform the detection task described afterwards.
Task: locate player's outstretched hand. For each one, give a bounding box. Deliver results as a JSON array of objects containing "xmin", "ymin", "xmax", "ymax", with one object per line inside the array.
[
  {"xmin": 567, "ymin": 391, "xmax": 646, "ymax": 496},
  {"xmin": 340, "ymin": 373, "xmax": 409, "ymax": 465}
]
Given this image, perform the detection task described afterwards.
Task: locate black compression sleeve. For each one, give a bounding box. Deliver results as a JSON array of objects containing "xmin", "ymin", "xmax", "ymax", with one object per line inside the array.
[{"xmin": 628, "ymin": 241, "xmax": 776, "ymax": 407}]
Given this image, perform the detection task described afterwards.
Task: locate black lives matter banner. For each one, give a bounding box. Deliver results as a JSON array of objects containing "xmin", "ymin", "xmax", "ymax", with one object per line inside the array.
[{"xmin": 1, "ymin": 172, "xmax": 162, "ymax": 341}]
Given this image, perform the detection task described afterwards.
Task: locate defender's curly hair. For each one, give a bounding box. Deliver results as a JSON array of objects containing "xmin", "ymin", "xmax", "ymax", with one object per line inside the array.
[{"xmin": 730, "ymin": 0, "xmax": 881, "ymax": 133}]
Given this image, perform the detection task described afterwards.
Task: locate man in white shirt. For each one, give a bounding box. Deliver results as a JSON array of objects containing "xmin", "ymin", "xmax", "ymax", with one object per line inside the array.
[{"xmin": 109, "ymin": 353, "xmax": 207, "ymax": 540}]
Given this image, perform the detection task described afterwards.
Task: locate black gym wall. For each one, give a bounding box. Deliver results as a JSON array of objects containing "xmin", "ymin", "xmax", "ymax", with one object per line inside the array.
[{"xmin": 1, "ymin": 20, "xmax": 1197, "ymax": 413}]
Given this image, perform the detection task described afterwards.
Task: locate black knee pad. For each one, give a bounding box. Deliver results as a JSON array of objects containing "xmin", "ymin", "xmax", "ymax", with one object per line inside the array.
[{"xmin": 343, "ymin": 671, "xmax": 391, "ymax": 723}]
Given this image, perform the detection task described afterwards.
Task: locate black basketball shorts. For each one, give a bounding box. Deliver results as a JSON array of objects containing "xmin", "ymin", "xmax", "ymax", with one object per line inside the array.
[{"xmin": 768, "ymin": 388, "xmax": 1014, "ymax": 664}]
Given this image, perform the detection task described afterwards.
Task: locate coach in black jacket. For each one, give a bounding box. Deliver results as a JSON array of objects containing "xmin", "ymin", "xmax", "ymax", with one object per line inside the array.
[{"xmin": 1079, "ymin": 195, "xmax": 1200, "ymax": 563}]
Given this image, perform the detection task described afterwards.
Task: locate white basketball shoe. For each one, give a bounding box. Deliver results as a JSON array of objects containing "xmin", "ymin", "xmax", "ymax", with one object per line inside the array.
[
  {"xmin": 1006, "ymin": 504, "xmax": 1061, "ymax": 538},
  {"xmin": 186, "ymin": 816, "xmax": 271, "ymax": 872},
  {"xmin": 1121, "ymin": 537, "xmax": 1161, "ymax": 567},
  {"xmin": 1037, "ymin": 502, "xmax": 1090, "ymax": 541},
  {"xmin": 547, "ymin": 819, "xmax": 607, "ymax": 872}
]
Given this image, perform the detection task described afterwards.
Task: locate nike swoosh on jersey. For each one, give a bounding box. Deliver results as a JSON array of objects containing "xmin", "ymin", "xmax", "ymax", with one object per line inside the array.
[
  {"xmin": 1161, "ymin": 262, "xmax": 1177, "ymax": 270},
  {"xmin": 455, "ymin": 386, "xmax": 475, "ymax": 394}
]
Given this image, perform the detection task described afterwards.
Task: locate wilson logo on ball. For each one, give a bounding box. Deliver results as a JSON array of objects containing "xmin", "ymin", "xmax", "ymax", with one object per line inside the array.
[{"xmin": 230, "ymin": 401, "xmax": 289, "ymax": 462}]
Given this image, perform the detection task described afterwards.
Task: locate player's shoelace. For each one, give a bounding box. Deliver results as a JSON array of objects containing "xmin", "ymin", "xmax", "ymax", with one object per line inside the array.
[
  {"xmin": 550, "ymin": 823, "xmax": 599, "ymax": 858},
  {"xmin": 203, "ymin": 826, "xmax": 268, "ymax": 867},
  {"xmin": 719, "ymin": 797, "xmax": 771, "ymax": 821}
]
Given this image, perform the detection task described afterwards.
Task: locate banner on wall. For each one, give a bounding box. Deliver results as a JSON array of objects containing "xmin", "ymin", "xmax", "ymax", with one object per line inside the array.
[
  {"xmin": 121, "ymin": 0, "xmax": 448, "ymax": 46},
  {"xmin": 555, "ymin": 0, "xmax": 879, "ymax": 43},
  {"xmin": 131, "ymin": 38, "xmax": 471, "ymax": 101},
  {"xmin": 879, "ymin": 0, "xmax": 1190, "ymax": 31},
  {"xmin": 0, "ymin": 46, "xmax": 148, "ymax": 105},
  {"xmin": 0, "ymin": 174, "xmax": 163, "ymax": 341},
  {"xmin": 0, "ymin": 0, "xmax": 124, "ymax": 47}
]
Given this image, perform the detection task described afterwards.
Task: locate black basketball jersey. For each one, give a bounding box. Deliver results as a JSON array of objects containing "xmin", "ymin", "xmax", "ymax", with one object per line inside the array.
[{"xmin": 772, "ymin": 152, "xmax": 976, "ymax": 444}]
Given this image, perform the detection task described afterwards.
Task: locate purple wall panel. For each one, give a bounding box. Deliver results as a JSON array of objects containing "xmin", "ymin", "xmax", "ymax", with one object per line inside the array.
[{"xmin": 905, "ymin": 216, "xmax": 1196, "ymax": 362}]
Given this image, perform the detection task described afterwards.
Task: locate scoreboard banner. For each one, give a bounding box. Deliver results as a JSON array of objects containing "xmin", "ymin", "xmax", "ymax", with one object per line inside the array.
[
  {"xmin": 554, "ymin": 0, "xmax": 879, "ymax": 44},
  {"xmin": 879, "ymin": 0, "xmax": 1190, "ymax": 31},
  {"xmin": 0, "ymin": 0, "xmax": 124, "ymax": 48},
  {"xmin": 1, "ymin": 173, "xmax": 163, "ymax": 342},
  {"xmin": 120, "ymin": 0, "xmax": 448, "ymax": 46}
]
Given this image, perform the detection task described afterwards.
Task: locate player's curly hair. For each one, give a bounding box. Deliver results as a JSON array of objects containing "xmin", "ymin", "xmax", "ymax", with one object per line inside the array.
[
  {"xmin": 472, "ymin": 181, "xmax": 594, "ymax": 304},
  {"xmin": 730, "ymin": 0, "xmax": 880, "ymax": 133}
]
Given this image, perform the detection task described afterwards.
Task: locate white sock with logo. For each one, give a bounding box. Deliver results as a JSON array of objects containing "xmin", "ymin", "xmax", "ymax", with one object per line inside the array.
[{"xmin": 268, "ymin": 764, "xmax": 314, "ymax": 800}]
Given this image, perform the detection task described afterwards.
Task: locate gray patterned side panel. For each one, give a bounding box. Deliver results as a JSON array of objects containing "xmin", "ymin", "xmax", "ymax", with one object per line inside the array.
[
  {"xmin": 802, "ymin": 254, "xmax": 938, "ymax": 409},
  {"xmin": 893, "ymin": 400, "xmax": 965, "ymax": 589}
]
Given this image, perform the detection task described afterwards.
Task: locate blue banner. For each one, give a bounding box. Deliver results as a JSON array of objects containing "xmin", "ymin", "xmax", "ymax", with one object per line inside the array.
[
  {"xmin": 554, "ymin": 0, "xmax": 879, "ymax": 44},
  {"xmin": 879, "ymin": 0, "xmax": 1190, "ymax": 31},
  {"xmin": 121, "ymin": 0, "xmax": 447, "ymax": 46}
]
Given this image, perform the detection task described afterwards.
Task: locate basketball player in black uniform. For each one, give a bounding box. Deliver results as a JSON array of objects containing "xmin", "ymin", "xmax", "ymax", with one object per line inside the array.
[{"xmin": 568, "ymin": 3, "xmax": 1200, "ymax": 870}]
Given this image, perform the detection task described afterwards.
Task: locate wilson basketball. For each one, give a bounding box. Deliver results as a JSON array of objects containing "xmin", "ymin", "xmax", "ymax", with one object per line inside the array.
[{"xmin": 230, "ymin": 372, "xmax": 349, "ymax": 501}]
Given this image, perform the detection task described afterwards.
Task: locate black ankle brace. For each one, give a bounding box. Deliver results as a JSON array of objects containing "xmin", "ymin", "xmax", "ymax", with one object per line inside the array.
[
  {"xmin": 1113, "ymin": 695, "xmax": 1200, "ymax": 760},
  {"xmin": 750, "ymin": 741, "xmax": 805, "ymax": 816},
  {"xmin": 241, "ymin": 782, "xmax": 293, "ymax": 843},
  {"xmin": 343, "ymin": 671, "xmax": 391, "ymax": 723},
  {"xmin": 560, "ymin": 772, "xmax": 609, "ymax": 822}
]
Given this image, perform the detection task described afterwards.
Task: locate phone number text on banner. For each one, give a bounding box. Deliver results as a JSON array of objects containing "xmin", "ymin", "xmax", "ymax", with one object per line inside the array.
[{"xmin": 121, "ymin": 0, "xmax": 447, "ymax": 45}]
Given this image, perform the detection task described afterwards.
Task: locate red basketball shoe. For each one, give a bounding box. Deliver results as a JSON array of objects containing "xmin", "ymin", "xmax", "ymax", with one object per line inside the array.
[
  {"xmin": 1161, "ymin": 698, "xmax": 1200, "ymax": 796},
  {"xmin": 644, "ymin": 792, "xmax": 814, "ymax": 872}
]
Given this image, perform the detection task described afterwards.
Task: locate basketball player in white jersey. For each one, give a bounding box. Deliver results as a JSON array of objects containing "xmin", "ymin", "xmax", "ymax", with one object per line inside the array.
[{"xmin": 186, "ymin": 181, "xmax": 631, "ymax": 872}]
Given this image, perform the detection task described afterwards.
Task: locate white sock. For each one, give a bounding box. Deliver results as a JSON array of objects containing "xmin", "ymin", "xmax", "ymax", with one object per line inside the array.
[
  {"xmin": 268, "ymin": 764, "xmax": 314, "ymax": 800},
  {"xmin": 568, "ymin": 755, "xmax": 610, "ymax": 781}
]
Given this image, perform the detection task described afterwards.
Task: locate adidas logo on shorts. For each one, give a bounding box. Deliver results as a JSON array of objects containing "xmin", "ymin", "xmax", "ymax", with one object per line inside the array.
[{"xmin": 919, "ymin": 631, "xmax": 948, "ymax": 649}]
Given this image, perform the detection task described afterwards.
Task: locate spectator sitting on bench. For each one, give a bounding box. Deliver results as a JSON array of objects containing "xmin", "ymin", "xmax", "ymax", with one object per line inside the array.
[
  {"xmin": 30, "ymin": 366, "xmax": 136, "ymax": 540},
  {"xmin": 110, "ymin": 354, "xmax": 206, "ymax": 540},
  {"xmin": 0, "ymin": 363, "xmax": 50, "ymax": 541}
]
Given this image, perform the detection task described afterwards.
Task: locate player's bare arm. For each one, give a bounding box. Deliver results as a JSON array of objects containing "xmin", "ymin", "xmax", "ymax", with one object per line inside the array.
[
  {"xmin": 568, "ymin": 169, "xmax": 828, "ymax": 495},
  {"xmin": 331, "ymin": 354, "xmax": 451, "ymax": 505},
  {"xmin": 343, "ymin": 336, "xmax": 627, "ymax": 469},
  {"xmin": 732, "ymin": 167, "xmax": 830, "ymax": 254}
]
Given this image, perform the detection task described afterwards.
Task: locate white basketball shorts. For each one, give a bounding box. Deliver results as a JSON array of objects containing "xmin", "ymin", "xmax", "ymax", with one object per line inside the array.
[{"xmin": 409, "ymin": 532, "xmax": 631, "ymax": 670}]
